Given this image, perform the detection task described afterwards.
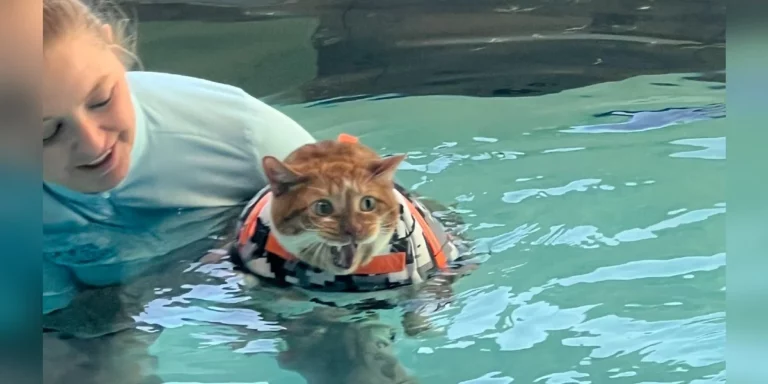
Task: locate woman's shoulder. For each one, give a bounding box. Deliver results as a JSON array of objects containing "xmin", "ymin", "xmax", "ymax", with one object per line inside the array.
[
  {"xmin": 126, "ymin": 71, "xmax": 298, "ymax": 122},
  {"xmin": 122, "ymin": 71, "xmax": 315, "ymax": 188},
  {"xmin": 126, "ymin": 71, "xmax": 277, "ymax": 138},
  {"xmin": 127, "ymin": 71, "xmax": 240, "ymax": 90},
  {"xmin": 126, "ymin": 71, "xmax": 251, "ymax": 107},
  {"xmin": 125, "ymin": 70, "xmax": 311, "ymax": 145}
]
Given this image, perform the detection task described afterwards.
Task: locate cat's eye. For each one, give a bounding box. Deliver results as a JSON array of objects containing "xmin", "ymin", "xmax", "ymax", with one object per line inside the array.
[
  {"xmin": 312, "ymin": 199, "xmax": 334, "ymax": 216},
  {"xmin": 360, "ymin": 196, "xmax": 377, "ymax": 211}
]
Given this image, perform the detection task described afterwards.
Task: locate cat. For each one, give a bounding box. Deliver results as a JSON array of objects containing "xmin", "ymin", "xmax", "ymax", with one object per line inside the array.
[
  {"xmin": 260, "ymin": 134, "xmax": 408, "ymax": 275},
  {"xmin": 193, "ymin": 135, "xmax": 479, "ymax": 384},
  {"xmin": 227, "ymin": 133, "xmax": 468, "ymax": 294},
  {"xmin": 199, "ymin": 134, "xmax": 478, "ymax": 345}
]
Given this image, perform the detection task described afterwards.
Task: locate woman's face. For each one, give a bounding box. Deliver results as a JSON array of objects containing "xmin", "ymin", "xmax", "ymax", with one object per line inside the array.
[{"xmin": 42, "ymin": 27, "xmax": 136, "ymax": 193}]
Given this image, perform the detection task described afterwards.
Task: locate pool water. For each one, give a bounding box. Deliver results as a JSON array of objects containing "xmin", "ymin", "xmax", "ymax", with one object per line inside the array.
[{"xmin": 98, "ymin": 72, "xmax": 724, "ymax": 384}]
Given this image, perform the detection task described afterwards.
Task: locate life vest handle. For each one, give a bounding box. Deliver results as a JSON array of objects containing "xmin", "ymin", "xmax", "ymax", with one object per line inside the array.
[
  {"xmin": 337, "ymin": 133, "xmax": 359, "ymax": 144},
  {"xmin": 401, "ymin": 198, "xmax": 449, "ymax": 269}
]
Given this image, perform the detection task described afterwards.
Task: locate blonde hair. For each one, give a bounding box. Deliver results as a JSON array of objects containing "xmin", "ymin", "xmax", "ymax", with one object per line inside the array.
[{"xmin": 43, "ymin": 0, "xmax": 142, "ymax": 69}]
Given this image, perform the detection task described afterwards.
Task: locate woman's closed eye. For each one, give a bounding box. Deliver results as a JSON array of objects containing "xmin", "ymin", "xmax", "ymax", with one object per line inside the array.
[
  {"xmin": 88, "ymin": 95, "xmax": 112, "ymax": 109},
  {"xmin": 87, "ymin": 86, "xmax": 115, "ymax": 110},
  {"xmin": 43, "ymin": 120, "xmax": 64, "ymax": 144}
]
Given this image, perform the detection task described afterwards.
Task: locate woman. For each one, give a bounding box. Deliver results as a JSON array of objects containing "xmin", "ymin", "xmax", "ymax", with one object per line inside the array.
[{"xmin": 42, "ymin": 0, "xmax": 316, "ymax": 314}]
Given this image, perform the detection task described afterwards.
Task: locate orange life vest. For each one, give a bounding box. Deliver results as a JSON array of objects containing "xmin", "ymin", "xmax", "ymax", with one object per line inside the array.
[{"xmin": 229, "ymin": 134, "xmax": 460, "ymax": 292}]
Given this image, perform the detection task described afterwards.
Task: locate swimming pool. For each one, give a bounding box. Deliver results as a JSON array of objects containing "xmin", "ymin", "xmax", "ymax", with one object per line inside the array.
[{"xmin": 42, "ymin": 1, "xmax": 725, "ymax": 383}]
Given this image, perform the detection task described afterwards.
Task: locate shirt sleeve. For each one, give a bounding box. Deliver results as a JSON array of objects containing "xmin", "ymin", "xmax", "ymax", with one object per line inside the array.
[
  {"xmin": 43, "ymin": 257, "xmax": 78, "ymax": 314},
  {"xmin": 239, "ymin": 91, "xmax": 316, "ymax": 185}
]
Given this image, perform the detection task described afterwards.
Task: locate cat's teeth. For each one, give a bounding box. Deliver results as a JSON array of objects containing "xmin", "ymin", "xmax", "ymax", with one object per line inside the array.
[{"xmin": 332, "ymin": 244, "xmax": 357, "ymax": 269}]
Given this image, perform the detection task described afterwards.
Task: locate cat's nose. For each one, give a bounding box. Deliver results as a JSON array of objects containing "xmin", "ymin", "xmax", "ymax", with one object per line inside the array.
[{"xmin": 342, "ymin": 222, "xmax": 363, "ymax": 240}]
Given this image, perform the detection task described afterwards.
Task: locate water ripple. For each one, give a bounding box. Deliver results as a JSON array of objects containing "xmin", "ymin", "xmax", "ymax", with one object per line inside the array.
[
  {"xmin": 472, "ymin": 223, "xmax": 541, "ymax": 254},
  {"xmin": 612, "ymin": 206, "xmax": 725, "ymax": 243},
  {"xmin": 530, "ymin": 224, "xmax": 612, "ymax": 248},
  {"xmin": 166, "ymin": 382, "xmax": 269, "ymax": 384},
  {"xmin": 555, "ymin": 253, "xmax": 725, "ymax": 287},
  {"xmin": 562, "ymin": 104, "xmax": 725, "ymax": 133},
  {"xmin": 473, "ymin": 137, "xmax": 499, "ymax": 143},
  {"xmin": 502, "ymin": 179, "xmax": 602, "ymax": 204},
  {"xmin": 165, "ymin": 382, "xmax": 269, "ymax": 384},
  {"xmin": 443, "ymin": 252, "xmax": 723, "ymax": 356},
  {"xmin": 135, "ymin": 299, "xmax": 283, "ymax": 332},
  {"xmin": 485, "ymin": 251, "xmax": 726, "ymax": 329},
  {"xmin": 174, "ymin": 283, "xmax": 248, "ymax": 304},
  {"xmin": 562, "ymin": 312, "xmax": 724, "ymax": 368},
  {"xmin": 400, "ymin": 155, "xmax": 458, "ymax": 174},
  {"xmin": 534, "ymin": 370, "xmax": 590, "ymax": 384},
  {"xmin": 471, "ymin": 202, "xmax": 723, "ymax": 258},
  {"xmin": 669, "ymin": 137, "xmax": 725, "ymax": 160},
  {"xmin": 541, "ymin": 147, "xmax": 586, "ymax": 154},
  {"xmin": 459, "ymin": 372, "xmax": 514, "ymax": 384},
  {"xmin": 690, "ymin": 370, "xmax": 726, "ymax": 383},
  {"xmin": 495, "ymin": 302, "xmax": 599, "ymax": 351},
  {"xmin": 493, "ymin": 150, "xmax": 525, "ymax": 160},
  {"xmin": 448, "ymin": 286, "xmax": 512, "ymax": 340},
  {"xmin": 233, "ymin": 339, "xmax": 282, "ymax": 354},
  {"xmin": 189, "ymin": 332, "xmax": 243, "ymax": 347}
]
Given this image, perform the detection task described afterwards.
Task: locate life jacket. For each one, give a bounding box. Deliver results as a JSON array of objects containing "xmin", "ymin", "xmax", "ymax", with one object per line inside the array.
[{"xmin": 229, "ymin": 134, "xmax": 460, "ymax": 292}]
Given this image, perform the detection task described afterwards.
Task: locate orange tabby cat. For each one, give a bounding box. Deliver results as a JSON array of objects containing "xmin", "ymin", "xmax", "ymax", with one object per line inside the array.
[
  {"xmin": 260, "ymin": 135, "xmax": 407, "ymax": 275},
  {"xmin": 225, "ymin": 133, "xmax": 465, "ymax": 295},
  {"xmin": 205, "ymin": 134, "xmax": 476, "ymax": 341}
]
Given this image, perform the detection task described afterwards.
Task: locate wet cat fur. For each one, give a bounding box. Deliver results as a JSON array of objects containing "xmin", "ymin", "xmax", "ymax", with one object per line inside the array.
[{"xmin": 261, "ymin": 139, "xmax": 407, "ymax": 275}]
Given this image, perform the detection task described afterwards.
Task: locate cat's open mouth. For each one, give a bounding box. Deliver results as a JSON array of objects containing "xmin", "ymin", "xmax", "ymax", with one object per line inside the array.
[{"xmin": 329, "ymin": 243, "xmax": 357, "ymax": 269}]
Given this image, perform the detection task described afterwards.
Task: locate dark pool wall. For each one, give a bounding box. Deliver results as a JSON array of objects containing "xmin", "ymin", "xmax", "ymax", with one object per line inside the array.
[{"xmin": 121, "ymin": 0, "xmax": 725, "ymax": 103}]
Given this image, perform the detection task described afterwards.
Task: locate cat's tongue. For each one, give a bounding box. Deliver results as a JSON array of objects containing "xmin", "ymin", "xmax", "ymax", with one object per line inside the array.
[{"xmin": 333, "ymin": 243, "xmax": 357, "ymax": 269}]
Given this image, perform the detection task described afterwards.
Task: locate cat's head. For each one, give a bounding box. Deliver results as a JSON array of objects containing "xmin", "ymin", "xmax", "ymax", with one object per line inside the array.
[{"xmin": 261, "ymin": 138, "xmax": 406, "ymax": 275}]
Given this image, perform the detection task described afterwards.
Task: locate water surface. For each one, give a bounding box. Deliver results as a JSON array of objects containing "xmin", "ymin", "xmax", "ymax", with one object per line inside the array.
[{"xmin": 142, "ymin": 73, "xmax": 725, "ymax": 383}]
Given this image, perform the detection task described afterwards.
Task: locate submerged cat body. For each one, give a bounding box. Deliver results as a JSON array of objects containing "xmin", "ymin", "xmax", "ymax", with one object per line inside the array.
[{"xmin": 229, "ymin": 134, "xmax": 461, "ymax": 292}]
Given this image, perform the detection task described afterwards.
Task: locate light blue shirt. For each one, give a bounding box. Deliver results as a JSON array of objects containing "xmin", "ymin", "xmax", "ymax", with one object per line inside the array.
[{"xmin": 42, "ymin": 71, "xmax": 315, "ymax": 314}]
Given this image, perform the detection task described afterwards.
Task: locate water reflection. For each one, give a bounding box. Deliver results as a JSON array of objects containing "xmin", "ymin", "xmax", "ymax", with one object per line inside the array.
[{"xmin": 131, "ymin": 258, "xmax": 439, "ymax": 383}]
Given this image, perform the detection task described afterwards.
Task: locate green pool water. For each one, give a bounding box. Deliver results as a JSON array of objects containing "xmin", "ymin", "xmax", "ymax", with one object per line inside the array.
[{"xmin": 131, "ymin": 72, "xmax": 725, "ymax": 383}]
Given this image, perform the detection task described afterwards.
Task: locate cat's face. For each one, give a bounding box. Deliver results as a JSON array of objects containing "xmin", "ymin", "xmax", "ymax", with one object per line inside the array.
[{"xmin": 262, "ymin": 140, "xmax": 406, "ymax": 275}]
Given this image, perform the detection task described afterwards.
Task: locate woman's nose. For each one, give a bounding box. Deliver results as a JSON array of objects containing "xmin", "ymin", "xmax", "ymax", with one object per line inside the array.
[{"xmin": 72, "ymin": 112, "xmax": 106, "ymax": 156}]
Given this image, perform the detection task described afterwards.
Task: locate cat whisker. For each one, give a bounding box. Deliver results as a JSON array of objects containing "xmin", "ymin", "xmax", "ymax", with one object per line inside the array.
[
  {"xmin": 314, "ymin": 242, "xmax": 327, "ymax": 265},
  {"xmin": 308, "ymin": 241, "xmax": 326, "ymax": 263},
  {"xmin": 378, "ymin": 223, "xmax": 398, "ymax": 232}
]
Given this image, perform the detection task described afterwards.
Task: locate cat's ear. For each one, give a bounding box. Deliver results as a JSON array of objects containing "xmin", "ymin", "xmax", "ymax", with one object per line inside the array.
[
  {"xmin": 262, "ymin": 156, "xmax": 307, "ymax": 196},
  {"xmin": 368, "ymin": 154, "xmax": 406, "ymax": 182}
]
